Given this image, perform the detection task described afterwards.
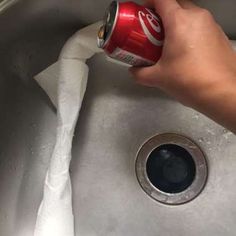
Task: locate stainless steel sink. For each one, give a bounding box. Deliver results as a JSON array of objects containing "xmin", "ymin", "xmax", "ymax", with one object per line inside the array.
[{"xmin": 1, "ymin": 1, "xmax": 236, "ymax": 236}]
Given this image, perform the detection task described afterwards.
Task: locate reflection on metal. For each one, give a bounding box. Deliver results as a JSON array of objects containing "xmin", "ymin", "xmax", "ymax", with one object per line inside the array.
[
  {"xmin": 136, "ymin": 133, "xmax": 208, "ymax": 205},
  {"xmin": 0, "ymin": 0, "xmax": 19, "ymax": 14}
]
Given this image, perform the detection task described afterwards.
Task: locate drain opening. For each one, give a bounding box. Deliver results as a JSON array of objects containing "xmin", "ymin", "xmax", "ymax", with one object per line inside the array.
[
  {"xmin": 146, "ymin": 144, "xmax": 196, "ymax": 194},
  {"xmin": 136, "ymin": 133, "xmax": 208, "ymax": 205}
]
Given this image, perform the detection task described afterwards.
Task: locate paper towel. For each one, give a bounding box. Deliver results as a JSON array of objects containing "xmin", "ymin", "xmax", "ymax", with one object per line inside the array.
[{"xmin": 34, "ymin": 21, "xmax": 102, "ymax": 236}]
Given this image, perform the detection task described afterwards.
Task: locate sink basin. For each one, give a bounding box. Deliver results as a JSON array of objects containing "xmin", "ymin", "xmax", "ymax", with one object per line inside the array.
[{"xmin": 0, "ymin": 1, "xmax": 236, "ymax": 236}]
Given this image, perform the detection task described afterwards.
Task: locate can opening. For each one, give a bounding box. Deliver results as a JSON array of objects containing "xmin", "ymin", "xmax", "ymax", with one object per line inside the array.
[{"xmin": 97, "ymin": 1, "xmax": 118, "ymax": 48}]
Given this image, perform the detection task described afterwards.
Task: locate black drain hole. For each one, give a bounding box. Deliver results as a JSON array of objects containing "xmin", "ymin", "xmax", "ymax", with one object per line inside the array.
[{"xmin": 146, "ymin": 144, "xmax": 196, "ymax": 194}]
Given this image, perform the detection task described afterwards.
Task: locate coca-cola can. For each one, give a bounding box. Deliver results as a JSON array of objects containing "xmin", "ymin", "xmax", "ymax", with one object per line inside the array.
[{"xmin": 97, "ymin": 1, "xmax": 164, "ymax": 66}]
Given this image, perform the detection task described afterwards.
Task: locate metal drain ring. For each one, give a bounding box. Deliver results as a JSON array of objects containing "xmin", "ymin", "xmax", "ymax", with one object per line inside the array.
[{"xmin": 135, "ymin": 133, "xmax": 208, "ymax": 205}]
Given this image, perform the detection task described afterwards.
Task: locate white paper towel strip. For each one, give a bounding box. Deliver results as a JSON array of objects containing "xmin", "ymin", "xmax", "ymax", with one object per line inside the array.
[{"xmin": 34, "ymin": 21, "xmax": 102, "ymax": 236}]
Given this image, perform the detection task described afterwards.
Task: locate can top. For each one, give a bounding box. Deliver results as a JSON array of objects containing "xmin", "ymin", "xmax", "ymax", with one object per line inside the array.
[{"xmin": 97, "ymin": 1, "xmax": 118, "ymax": 48}]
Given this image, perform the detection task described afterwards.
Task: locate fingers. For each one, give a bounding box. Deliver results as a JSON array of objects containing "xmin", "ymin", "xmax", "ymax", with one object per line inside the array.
[
  {"xmin": 144, "ymin": 0, "xmax": 199, "ymax": 18},
  {"xmin": 152, "ymin": 0, "xmax": 181, "ymax": 20},
  {"xmin": 129, "ymin": 65, "xmax": 162, "ymax": 87},
  {"xmin": 177, "ymin": 0, "xmax": 199, "ymax": 9}
]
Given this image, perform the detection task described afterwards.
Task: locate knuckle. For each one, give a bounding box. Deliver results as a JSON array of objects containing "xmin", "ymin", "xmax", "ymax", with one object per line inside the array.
[
  {"xmin": 197, "ymin": 8, "xmax": 213, "ymax": 20},
  {"xmin": 166, "ymin": 8, "xmax": 183, "ymax": 25},
  {"xmin": 173, "ymin": 8, "xmax": 185, "ymax": 20},
  {"xmin": 167, "ymin": 9, "xmax": 186, "ymax": 31}
]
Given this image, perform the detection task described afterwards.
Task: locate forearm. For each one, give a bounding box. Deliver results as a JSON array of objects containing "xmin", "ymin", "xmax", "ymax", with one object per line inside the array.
[{"xmin": 191, "ymin": 76, "xmax": 236, "ymax": 133}]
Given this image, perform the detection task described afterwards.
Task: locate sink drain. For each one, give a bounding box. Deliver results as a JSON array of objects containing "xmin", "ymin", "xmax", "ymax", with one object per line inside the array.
[{"xmin": 135, "ymin": 133, "xmax": 208, "ymax": 205}]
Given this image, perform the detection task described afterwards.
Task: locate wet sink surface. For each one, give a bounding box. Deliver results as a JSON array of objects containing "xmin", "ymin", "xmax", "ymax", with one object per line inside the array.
[{"xmin": 0, "ymin": 1, "xmax": 236, "ymax": 236}]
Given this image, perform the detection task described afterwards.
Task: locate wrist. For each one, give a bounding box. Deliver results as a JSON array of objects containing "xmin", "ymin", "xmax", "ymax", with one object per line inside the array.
[
  {"xmin": 189, "ymin": 71, "xmax": 236, "ymax": 110},
  {"xmin": 189, "ymin": 72, "xmax": 236, "ymax": 132}
]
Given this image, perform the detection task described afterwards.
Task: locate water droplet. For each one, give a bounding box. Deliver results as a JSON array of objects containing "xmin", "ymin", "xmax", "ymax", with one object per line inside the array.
[
  {"xmin": 30, "ymin": 147, "xmax": 34, "ymax": 155},
  {"xmin": 223, "ymin": 128, "xmax": 228, "ymax": 133},
  {"xmin": 222, "ymin": 129, "xmax": 233, "ymax": 140},
  {"xmin": 206, "ymin": 129, "xmax": 215, "ymax": 135},
  {"xmin": 198, "ymin": 138, "xmax": 204, "ymax": 143}
]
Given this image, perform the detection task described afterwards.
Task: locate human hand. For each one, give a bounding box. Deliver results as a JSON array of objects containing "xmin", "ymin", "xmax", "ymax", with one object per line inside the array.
[{"xmin": 131, "ymin": 0, "xmax": 236, "ymax": 108}]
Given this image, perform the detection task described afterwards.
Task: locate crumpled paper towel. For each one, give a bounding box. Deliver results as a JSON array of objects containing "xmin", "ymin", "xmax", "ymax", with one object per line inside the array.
[{"xmin": 34, "ymin": 21, "xmax": 102, "ymax": 236}]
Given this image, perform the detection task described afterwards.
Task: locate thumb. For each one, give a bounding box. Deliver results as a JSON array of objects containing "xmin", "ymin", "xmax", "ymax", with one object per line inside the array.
[{"xmin": 129, "ymin": 65, "xmax": 162, "ymax": 87}]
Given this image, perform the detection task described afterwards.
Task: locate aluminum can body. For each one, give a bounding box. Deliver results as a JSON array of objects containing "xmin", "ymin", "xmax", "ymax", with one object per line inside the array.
[{"xmin": 97, "ymin": 1, "xmax": 164, "ymax": 66}]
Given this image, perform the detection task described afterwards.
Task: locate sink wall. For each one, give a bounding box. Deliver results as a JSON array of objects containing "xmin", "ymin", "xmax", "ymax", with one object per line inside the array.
[{"xmin": 0, "ymin": 1, "xmax": 236, "ymax": 236}]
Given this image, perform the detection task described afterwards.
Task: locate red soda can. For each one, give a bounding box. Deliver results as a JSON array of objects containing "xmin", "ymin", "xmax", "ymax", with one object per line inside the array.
[{"xmin": 97, "ymin": 1, "xmax": 164, "ymax": 66}]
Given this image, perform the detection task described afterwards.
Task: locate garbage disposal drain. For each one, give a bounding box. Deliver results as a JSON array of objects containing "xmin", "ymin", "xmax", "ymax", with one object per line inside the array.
[{"xmin": 135, "ymin": 133, "xmax": 208, "ymax": 205}]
